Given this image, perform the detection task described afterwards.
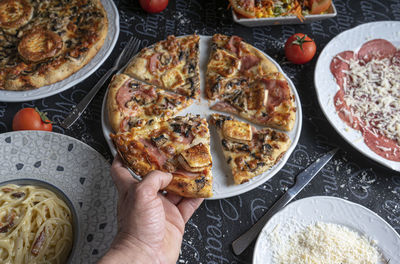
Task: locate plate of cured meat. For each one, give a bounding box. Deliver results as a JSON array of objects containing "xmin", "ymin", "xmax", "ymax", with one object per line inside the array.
[
  {"xmin": 102, "ymin": 34, "xmax": 302, "ymax": 199},
  {"xmin": 315, "ymin": 21, "xmax": 400, "ymax": 171}
]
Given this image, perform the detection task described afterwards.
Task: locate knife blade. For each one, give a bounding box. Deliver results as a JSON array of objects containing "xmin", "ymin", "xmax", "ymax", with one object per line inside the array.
[{"xmin": 231, "ymin": 147, "xmax": 339, "ymax": 256}]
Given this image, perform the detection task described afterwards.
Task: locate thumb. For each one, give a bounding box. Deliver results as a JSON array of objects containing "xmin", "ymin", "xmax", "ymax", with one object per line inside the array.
[{"xmin": 135, "ymin": 170, "xmax": 173, "ymax": 200}]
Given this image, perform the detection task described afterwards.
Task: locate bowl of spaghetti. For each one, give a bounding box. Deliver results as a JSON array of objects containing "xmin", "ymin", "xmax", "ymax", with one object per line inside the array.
[{"xmin": 0, "ymin": 178, "xmax": 79, "ymax": 264}]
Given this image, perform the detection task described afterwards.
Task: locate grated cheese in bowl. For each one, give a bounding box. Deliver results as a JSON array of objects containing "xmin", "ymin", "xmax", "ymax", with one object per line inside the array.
[{"xmin": 268, "ymin": 222, "xmax": 385, "ymax": 264}]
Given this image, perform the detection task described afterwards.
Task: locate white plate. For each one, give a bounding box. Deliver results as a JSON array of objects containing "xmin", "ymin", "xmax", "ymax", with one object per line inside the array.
[
  {"xmin": 314, "ymin": 21, "xmax": 400, "ymax": 172},
  {"xmin": 0, "ymin": 131, "xmax": 117, "ymax": 263},
  {"xmin": 101, "ymin": 35, "xmax": 302, "ymax": 200},
  {"xmin": 253, "ymin": 196, "xmax": 400, "ymax": 264},
  {"xmin": 232, "ymin": 3, "xmax": 336, "ymax": 27},
  {"xmin": 0, "ymin": 0, "xmax": 120, "ymax": 102}
]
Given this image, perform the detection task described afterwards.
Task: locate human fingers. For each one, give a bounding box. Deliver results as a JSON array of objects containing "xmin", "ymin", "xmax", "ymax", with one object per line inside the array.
[
  {"xmin": 177, "ymin": 198, "xmax": 204, "ymax": 223},
  {"xmin": 111, "ymin": 155, "xmax": 137, "ymax": 194},
  {"xmin": 165, "ymin": 192, "xmax": 183, "ymax": 205},
  {"xmin": 135, "ymin": 170, "xmax": 173, "ymax": 202}
]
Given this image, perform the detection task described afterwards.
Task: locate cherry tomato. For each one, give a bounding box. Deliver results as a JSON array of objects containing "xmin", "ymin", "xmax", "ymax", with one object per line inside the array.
[
  {"xmin": 139, "ymin": 0, "xmax": 169, "ymax": 13},
  {"xmin": 284, "ymin": 33, "xmax": 317, "ymax": 65},
  {"xmin": 307, "ymin": 0, "xmax": 332, "ymax": 14},
  {"xmin": 12, "ymin": 108, "xmax": 53, "ymax": 131}
]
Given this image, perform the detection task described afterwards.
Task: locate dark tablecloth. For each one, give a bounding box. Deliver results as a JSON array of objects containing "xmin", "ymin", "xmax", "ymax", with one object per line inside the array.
[{"xmin": 1, "ymin": 0, "xmax": 400, "ymax": 263}]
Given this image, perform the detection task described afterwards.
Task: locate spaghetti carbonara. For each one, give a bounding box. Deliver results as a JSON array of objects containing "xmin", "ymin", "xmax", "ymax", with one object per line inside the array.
[{"xmin": 0, "ymin": 184, "xmax": 73, "ymax": 264}]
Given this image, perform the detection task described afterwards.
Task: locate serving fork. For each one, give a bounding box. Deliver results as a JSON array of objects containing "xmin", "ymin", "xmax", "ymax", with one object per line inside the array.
[{"xmin": 60, "ymin": 37, "xmax": 141, "ymax": 129}]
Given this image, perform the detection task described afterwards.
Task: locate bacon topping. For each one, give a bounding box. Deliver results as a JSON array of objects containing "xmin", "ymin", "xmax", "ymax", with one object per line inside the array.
[
  {"xmin": 139, "ymin": 138, "xmax": 168, "ymax": 168},
  {"xmin": 240, "ymin": 54, "xmax": 260, "ymax": 71},
  {"xmin": 260, "ymin": 78, "xmax": 290, "ymax": 111},
  {"xmin": 211, "ymin": 101, "xmax": 239, "ymax": 115},
  {"xmin": 31, "ymin": 228, "xmax": 46, "ymax": 256},
  {"xmin": 149, "ymin": 53, "xmax": 161, "ymax": 74},
  {"xmin": 226, "ymin": 36, "xmax": 242, "ymax": 56},
  {"xmin": 173, "ymin": 170, "xmax": 202, "ymax": 178}
]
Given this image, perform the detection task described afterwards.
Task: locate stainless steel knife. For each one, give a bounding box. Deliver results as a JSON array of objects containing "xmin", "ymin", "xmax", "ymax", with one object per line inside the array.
[{"xmin": 231, "ymin": 147, "xmax": 339, "ymax": 256}]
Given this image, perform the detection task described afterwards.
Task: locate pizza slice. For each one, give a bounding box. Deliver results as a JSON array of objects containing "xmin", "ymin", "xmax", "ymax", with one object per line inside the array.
[
  {"xmin": 111, "ymin": 114, "xmax": 213, "ymax": 198},
  {"xmin": 123, "ymin": 35, "xmax": 200, "ymax": 98},
  {"xmin": 210, "ymin": 113, "xmax": 290, "ymax": 185},
  {"xmin": 107, "ymin": 73, "xmax": 193, "ymax": 132},
  {"xmin": 211, "ymin": 73, "xmax": 296, "ymax": 131},
  {"xmin": 229, "ymin": 0, "xmax": 256, "ymax": 18},
  {"xmin": 206, "ymin": 34, "xmax": 278, "ymax": 100}
]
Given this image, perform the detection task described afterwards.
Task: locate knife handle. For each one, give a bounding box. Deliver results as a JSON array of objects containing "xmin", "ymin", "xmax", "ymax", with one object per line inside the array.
[{"xmin": 231, "ymin": 192, "xmax": 292, "ymax": 255}]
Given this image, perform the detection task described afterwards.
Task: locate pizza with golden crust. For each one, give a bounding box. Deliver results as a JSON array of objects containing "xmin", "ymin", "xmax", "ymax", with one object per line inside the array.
[
  {"xmin": 111, "ymin": 114, "xmax": 213, "ymax": 198},
  {"xmin": 206, "ymin": 34, "xmax": 278, "ymax": 100},
  {"xmin": 124, "ymin": 34, "xmax": 200, "ymax": 98},
  {"xmin": 0, "ymin": 0, "xmax": 108, "ymax": 91},
  {"xmin": 210, "ymin": 113, "xmax": 290, "ymax": 185},
  {"xmin": 107, "ymin": 73, "xmax": 193, "ymax": 133},
  {"xmin": 211, "ymin": 73, "xmax": 296, "ymax": 131}
]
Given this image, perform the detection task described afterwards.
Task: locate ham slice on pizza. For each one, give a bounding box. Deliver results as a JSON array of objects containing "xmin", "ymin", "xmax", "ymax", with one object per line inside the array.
[
  {"xmin": 123, "ymin": 35, "xmax": 200, "ymax": 98},
  {"xmin": 111, "ymin": 114, "xmax": 213, "ymax": 198},
  {"xmin": 107, "ymin": 73, "xmax": 192, "ymax": 132},
  {"xmin": 206, "ymin": 34, "xmax": 278, "ymax": 100}
]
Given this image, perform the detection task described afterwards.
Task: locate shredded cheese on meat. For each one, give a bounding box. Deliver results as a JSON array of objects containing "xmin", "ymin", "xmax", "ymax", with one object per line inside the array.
[
  {"xmin": 272, "ymin": 222, "xmax": 381, "ymax": 264},
  {"xmin": 340, "ymin": 57, "xmax": 400, "ymax": 145}
]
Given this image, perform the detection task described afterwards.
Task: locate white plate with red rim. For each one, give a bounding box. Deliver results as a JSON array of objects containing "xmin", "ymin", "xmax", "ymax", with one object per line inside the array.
[
  {"xmin": 314, "ymin": 21, "xmax": 400, "ymax": 172},
  {"xmin": 101, "ymin": 35, "xmax": 303, "ymax": 200},
  {"xmin": 0, "ymin": 0, "xmax": 119, "ymax": 102},
  {"xmin": 253, "ymin": 196, "xmax": 400, "ymax": 263}
]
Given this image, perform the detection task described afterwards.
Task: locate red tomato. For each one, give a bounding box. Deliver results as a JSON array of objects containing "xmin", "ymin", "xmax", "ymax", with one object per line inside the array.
[
  {"xmin": 12, "ymin": 108, "xmax": 53, "ymax": 131},
  {"xmin": 308, "ymin": 0, "xmax": 332, "ymax": 14},
  {"xmin": 284, "ymin": 33, "xmax": 317, "ymax": 65},
  {"xmin": 139, "ymin": 0, "xmax": 168, "ymax": 13}
]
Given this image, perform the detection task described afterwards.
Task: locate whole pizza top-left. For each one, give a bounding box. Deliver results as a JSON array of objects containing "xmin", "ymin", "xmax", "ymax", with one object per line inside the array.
[{"xmin": 0, "ymin": 0, "xmax": 108, "ymax": 91}]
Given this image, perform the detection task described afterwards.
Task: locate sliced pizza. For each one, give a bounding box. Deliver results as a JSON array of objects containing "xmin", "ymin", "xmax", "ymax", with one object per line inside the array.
[
  {"xmin": 211, "ymin": 73, "xmax": 296, "ymax": 131},
  {"xmin": 229, "ymin": 0, "xmax": 256, "ymax": 18},
  {"xmin": 111, "ymin": 114, "xmax": 213, "ymax": 198},
  {"xmin": 210, "ymin": 113, "xmax": 290, "ymax": 185},
  {"xmin": 107, "ymin": 73, "xmax": 193, "ymax": 132},
  {"xmin": 206, "ymin": 34, "xmax": 278, "ymax": 100},
  {"xmin": 123, "ymin": 35, "xmax": 200, "ymax": 98}
]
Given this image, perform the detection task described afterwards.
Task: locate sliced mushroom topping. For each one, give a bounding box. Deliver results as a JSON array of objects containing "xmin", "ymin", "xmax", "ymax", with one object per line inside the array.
[{"xmin": 151, "ymin": 134, "xmax": 168, "ymax": 148}]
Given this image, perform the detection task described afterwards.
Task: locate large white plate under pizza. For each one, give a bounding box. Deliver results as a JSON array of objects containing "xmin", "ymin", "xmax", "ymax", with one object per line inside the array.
[
  {"xmin": 101, "ymin": 35, "xmax": 303, "ymax": 200},
  {"xmin": 315, "ymin": 21, "xmax": 400, "ymax": 172},
  {"xmin": 0, "ymin": 0, "xmax": 119, "ymax": 103}
]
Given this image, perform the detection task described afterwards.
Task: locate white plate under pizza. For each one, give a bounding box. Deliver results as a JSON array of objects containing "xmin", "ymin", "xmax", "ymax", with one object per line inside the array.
[{"xmin": 101, "ymin": 35, "xmax": 302, "ymax": 199}]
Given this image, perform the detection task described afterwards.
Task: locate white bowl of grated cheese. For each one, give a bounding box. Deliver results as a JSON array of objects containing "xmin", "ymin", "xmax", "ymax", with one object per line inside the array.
[{"xmin": 253, "ymin": 196, "xmax": 400, "ymax": 264}]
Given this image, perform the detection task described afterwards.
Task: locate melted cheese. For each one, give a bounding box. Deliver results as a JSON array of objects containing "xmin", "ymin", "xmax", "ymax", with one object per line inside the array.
[
  {"xmin": 338, "ymin": 56, "xmax": 400, "ymax": 145},
  {"xmin": 272, "ymin": 222, "xmax": 381, "ymax": 264}
]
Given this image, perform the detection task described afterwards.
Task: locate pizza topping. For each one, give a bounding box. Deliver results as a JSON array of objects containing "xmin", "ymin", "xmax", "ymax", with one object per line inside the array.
[
  {"xmin": 211, "ymin": 101, "xmax": 239, "ymax": 115},
  {"xmin": 209, "ymin": 49, "xmax": 240, "ymax": 78},
  {"xmin": 173, "ymin": 170, "xmax": 202, "ymax": 178},
  {"xmin": 148, "ymin": 53, "xmax": 161, "ymax": 74},
  {"xmin": 151, "ymin": 134, "xmax": 168, "ymax": 148},
  {"xmin": 240, "ymin": 54, "xmax": 260, "ymax": 72},
  {"xmin": 222, "ymin": 120, "xmax": 253, "ymax": 143},
  {"xmin": 139, "ymin": 138, "xmax": 168, "ymax": 168},
  {"xmin": 260, "ymin": 78, "xmax": 291, "ymax": 111},
  {"xmin": 0, "ymin": 0, "xmax": 33, "ymax": 30},
  {"xmin": 178, "ymin": 143, "xmax": 212, "ymax": 172},
  {"xmin": 226, "ymin": 35, "xmax": 242, "ymax": 56},
  {"xmin": 247, "ymin": 84, "xmax": 268, "ymax": 110},
  {"xmin": 18, "ymin": 28, "xmax": 63, "ymax": 62}
]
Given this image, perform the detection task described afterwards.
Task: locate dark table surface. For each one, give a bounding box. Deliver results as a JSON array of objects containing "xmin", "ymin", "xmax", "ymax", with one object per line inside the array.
[{"xmin": 1, "ymin": 0, "xmax": 400, "ymax": 263}]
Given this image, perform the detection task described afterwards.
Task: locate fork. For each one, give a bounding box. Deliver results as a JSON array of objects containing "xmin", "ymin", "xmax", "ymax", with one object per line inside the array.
[{"xmin": 60, "ymin": 37, "xmax": 141, "ymax": 129}]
